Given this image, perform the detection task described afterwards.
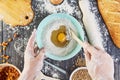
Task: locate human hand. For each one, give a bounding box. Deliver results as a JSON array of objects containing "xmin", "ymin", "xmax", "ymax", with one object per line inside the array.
[
  {"xmin": 19, "ymin": 29, "xmax": 45, "ymax": 80},
  {"xmin": 24, "ymin": 29, "xmax": 45, "ymax": 72},
  {"xmin": 83, "ymin": 42, "xmax": 114, "ymax": 80}
]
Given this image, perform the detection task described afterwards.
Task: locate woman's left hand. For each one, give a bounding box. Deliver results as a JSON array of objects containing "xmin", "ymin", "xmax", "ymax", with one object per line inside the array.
[{"xmin": 19, "ymin": 29, "xmax": 45, "ymax": 80}]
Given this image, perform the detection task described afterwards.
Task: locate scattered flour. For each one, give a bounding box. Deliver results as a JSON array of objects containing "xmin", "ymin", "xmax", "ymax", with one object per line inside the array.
[
  {"xmin": 38, "ymin": 0, "xmax": 75, "ymax": 14},
  {"xmin": 42, "ymin": 62, "xmax": 60, "ymax": 79},
  {"xmin": 14, "ymin": 38, "xmax": 28, "ymax": 57},
  {"xmin": 52, "ymin": 73, "xmax": 59, "ymax": 78}
]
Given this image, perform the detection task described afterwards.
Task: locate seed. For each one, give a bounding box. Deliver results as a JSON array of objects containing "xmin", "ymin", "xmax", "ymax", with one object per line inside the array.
[
  {"xmin": 1, "ymin": 55, "xmax": 10, "ymax": 60},
  {"xmin": 2, "ymin": 59, "xmax": 5, "ymax": 63},
  {"xmin": 8, "ymin": 38, "xmax": 13, "ymax": 42},
  {"xmin": 3, "ymin": 46, "xmax": 6, "ymax": 51}
]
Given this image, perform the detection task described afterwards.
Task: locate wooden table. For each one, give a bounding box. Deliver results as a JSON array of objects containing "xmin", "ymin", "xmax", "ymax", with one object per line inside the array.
[{"xmin": 0, "ymin": 0, "xmax": 120, "ymax": 80}]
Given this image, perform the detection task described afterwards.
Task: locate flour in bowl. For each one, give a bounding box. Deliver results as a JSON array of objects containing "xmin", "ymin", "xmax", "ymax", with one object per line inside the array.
[{"xmin": 42, "ymin": 18, "xmax": 78, "ymax": 56}]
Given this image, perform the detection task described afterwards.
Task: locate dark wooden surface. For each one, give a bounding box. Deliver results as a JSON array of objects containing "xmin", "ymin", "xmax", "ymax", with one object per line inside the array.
[{"xmin": 0, "ymin": 0, "xmax": 120, "ymax": 80}]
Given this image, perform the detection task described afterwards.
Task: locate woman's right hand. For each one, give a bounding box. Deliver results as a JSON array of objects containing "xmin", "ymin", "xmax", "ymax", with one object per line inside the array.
[{"xmin": 83, "ymin": 42, "xmax": 114, "ymax": 80}]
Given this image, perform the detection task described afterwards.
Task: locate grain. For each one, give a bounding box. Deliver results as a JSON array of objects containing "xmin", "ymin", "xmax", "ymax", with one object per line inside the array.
[
  {"xmin": 75, "ymin": 56, "xmax": 86, "ymax": 67},
  {"xmin": 72, "ymin": 69, "xmax": 92, "ymax": 80},
  {"xmin": 8, "ymin": 38, "xmax": 13, "ymax": 42}
]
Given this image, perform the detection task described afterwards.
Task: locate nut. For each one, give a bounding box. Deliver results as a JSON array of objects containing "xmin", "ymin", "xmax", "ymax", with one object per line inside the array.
[
  {"xmin": 2, "ymin": 42, "xmax": 8, "ymax": 47},
  {"xmin": 1, "ymin": 55, "xmax": 10, "ymax": 60},
  {"xmin": 8, "ymin": 38, "xmax": 13, "ymax": 42},
  {"xmin": 3, "ymin": 46, "xmax": 6, "ymax": 51}
]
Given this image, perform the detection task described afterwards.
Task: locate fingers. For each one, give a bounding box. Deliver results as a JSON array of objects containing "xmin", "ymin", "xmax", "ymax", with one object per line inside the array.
[
  {"xmin": 84, "ymin": 48, "xmax": 91, "ymax": 63},
  {"xmin": 36, "ymin": 48, "xmax": 45, "ymax": 60},
  {"xmin": 33, "ymin": 45, "xmax": 40, "ymax": 57},
  {"xmin": 83, "ymin": 42, "xmax": 98, "ymax": 56},
  {"xmin": 26, "ymin": 29, "xmax": 36, "ymax": 51}
]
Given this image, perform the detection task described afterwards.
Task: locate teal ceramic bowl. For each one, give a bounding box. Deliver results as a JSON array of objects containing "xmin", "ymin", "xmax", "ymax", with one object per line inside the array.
[{"xmin": 36, "ymin": 13, "xmax": 84, "ymax": 60}]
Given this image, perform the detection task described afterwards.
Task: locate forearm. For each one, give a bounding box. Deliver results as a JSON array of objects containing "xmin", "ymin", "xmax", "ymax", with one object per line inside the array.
[
  {"xmin": 18, "ymin": 69, "xmax": 36, "ymax": 80},
  {"xmin": 93, "ymin": 76, "xmax": 114, "ymax": 80}
]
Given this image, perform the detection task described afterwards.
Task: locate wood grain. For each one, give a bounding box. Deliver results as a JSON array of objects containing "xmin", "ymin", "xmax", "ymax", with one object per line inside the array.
[{"xmin": 0, "ymin": 0, "xmax": 34, "ymax": 27}]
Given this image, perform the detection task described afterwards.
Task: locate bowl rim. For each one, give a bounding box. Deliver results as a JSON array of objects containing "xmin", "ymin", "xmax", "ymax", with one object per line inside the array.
[
  {"xmin": 69, "ymin": 67, "xmax": 87, "ymax": 80},
  {"xmin": 36, "ymin": 13, "xmax": 84, "ymax": 60},
  {"xmin": 0, "ymin": 63, "xmax": 21, "ymax": 74}
]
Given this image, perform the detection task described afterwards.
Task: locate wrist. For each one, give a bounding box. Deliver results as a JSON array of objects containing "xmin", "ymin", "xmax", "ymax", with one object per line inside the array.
[
  {"xmin": 19, "ymin": 69, "xmax": 37, "ymax": 80},
  {"xmin": 94, "ymin": 76, "xmax": 114, "ymax": 80},
  {"xmin": 106, "ymin": 77, "xmax": 114, "ymax": 80}
]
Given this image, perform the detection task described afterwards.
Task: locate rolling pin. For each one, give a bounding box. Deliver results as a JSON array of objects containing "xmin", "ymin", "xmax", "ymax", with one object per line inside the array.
[{"xmin": 79, "ymin": 0, "xmax": 104, "ymax": 50}]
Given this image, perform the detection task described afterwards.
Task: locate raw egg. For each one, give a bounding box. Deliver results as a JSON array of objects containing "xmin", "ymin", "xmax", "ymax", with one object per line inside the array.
[
  {"xmin": 57, "ymin": 32, "xmax": 66, "ymax": 43},
  {"xmin": 51, "ymin": 25, "xmax": 69, "ymax": 47}
]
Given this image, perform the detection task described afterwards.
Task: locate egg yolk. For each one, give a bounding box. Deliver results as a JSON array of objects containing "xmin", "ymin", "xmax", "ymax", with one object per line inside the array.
[{"xmin": 57, "ymin": 32, "xmax": 66, "ymax": 43}]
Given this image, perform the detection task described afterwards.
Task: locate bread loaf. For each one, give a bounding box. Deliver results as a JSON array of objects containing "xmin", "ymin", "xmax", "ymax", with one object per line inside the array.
[
  {"xmin": 0, "ymin": 0, "xmax": 34, "ymax": 27},
  {"xmin": 98, "ymin": 0, "xmax": 120, "ymax": 48}
]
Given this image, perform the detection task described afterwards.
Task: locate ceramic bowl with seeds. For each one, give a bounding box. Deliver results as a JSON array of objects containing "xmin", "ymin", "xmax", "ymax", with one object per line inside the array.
[
  {"xmin": 69, "ymin": 67, "xmax": 92, "ymax": 80},
  {"xmin": 0, "ymin": 63, "xmax": 21, "ymax": 80}
]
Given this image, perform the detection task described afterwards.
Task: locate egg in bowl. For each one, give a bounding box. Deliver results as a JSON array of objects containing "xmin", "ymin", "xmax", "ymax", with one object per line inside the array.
[{"xmin": 36, "ymin": 13, "xmax": 84, "ymax": 60}]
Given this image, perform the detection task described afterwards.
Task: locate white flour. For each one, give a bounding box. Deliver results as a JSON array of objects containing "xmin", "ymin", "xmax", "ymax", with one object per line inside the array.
[
  {"xmin": 42, "ymin": 18, "xmax": 77, "ymax": 56},
  {"xmin": 38, "ymin": 0, "xmax": 75, "ymax": 14},
  {"xmin": 42, "ymin": 62, "xmax": 60, "ymax": 79}
]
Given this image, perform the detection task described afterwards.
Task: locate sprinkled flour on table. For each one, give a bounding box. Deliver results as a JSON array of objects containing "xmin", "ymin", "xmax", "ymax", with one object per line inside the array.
[
  {"xmin": 38, "ymin": 0, "xmax": 75, "ymax": 14},
  {"xmin": 0, "ymin": 0, "xmax": 120, "ymax": 80},
  {"xmin": 42, "ymin": 62, "xmax": 60, "ymax": 79},
  {"xmin": 35, "ymin": 0, "xmax": 83, "ymax": 23}
]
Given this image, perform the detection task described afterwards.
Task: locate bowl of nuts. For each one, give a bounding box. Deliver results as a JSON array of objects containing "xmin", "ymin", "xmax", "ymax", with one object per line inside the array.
[
  {"xmin": 69, "ymin": 67, "xmax": 92, "ymax": 80},
  {"xmin": 0, "ymin": 63, "xmax": 21, "ymax": 80}
]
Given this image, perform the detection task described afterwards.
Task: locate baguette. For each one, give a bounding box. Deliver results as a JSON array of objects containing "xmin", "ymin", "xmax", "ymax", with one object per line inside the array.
[{"xmin": 98, "ymin": 0, "xmax": 120, "ymax": 48}]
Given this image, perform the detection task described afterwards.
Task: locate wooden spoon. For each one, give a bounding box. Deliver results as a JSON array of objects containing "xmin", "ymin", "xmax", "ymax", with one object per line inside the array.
[{"xmin": 70, "ymin": 29, "xmax": 84, "ymax": 47}]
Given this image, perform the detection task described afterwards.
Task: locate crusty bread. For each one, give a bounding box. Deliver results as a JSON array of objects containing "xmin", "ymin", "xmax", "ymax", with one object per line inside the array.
[
  {"xmin": 98, "ymin": 0, "xmax": 120, "ymax": 48},
  {"xmin": 0, "ymin": 0, "xmax": 34, "ymax": 27}
]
